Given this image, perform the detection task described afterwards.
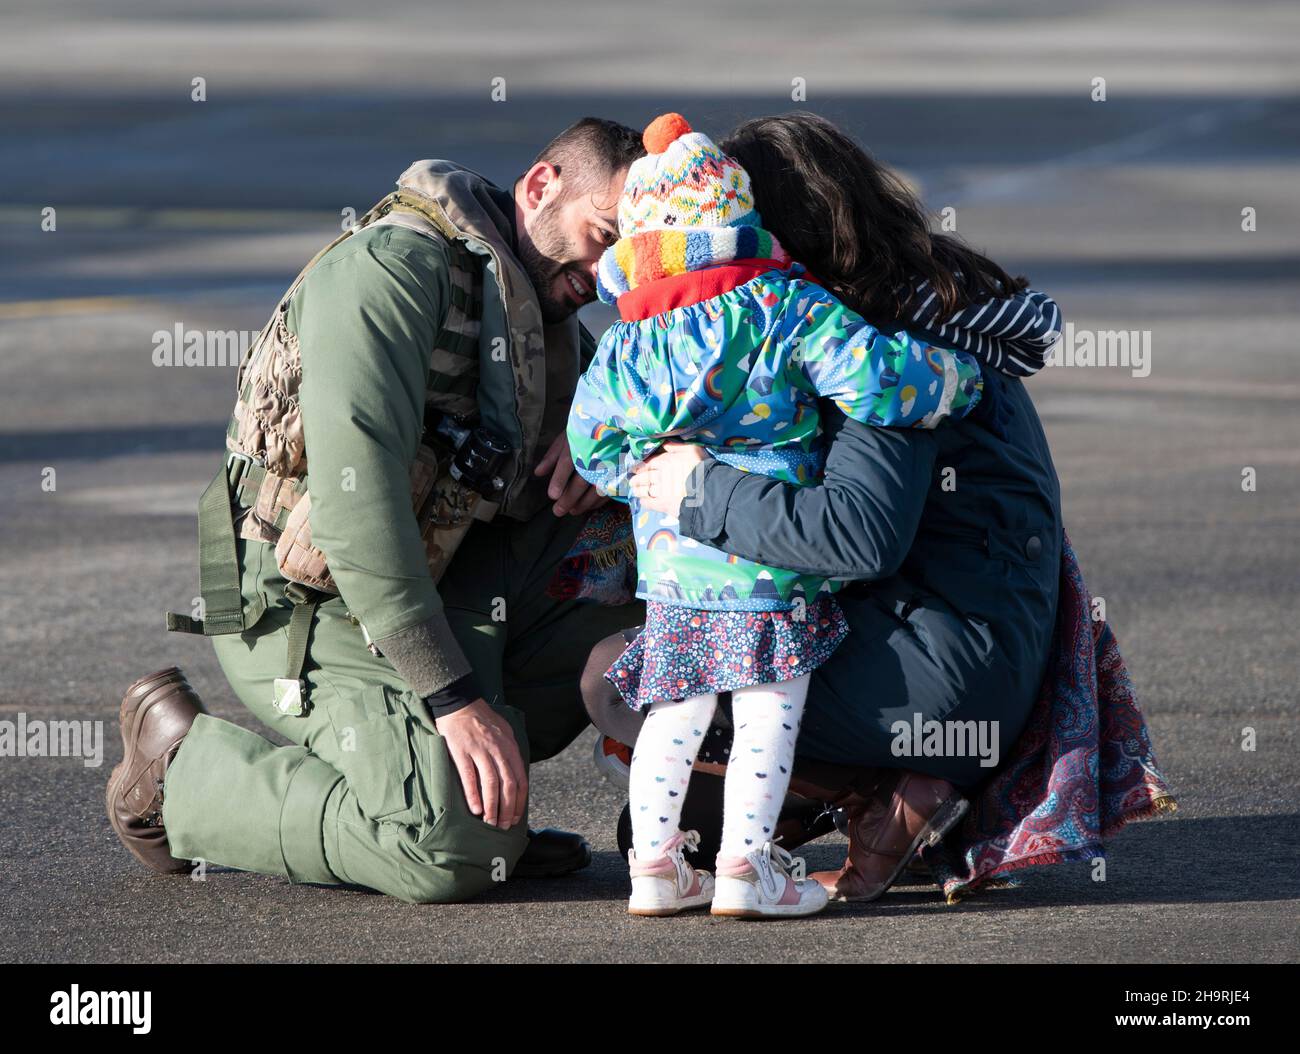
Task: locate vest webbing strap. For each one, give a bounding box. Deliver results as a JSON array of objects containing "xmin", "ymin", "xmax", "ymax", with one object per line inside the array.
[
  {"xmin": 274, "ymin": 581, "xmax": 321, "ymax": 713},
  {"xmin": 264, "ymin": 583, "xmax": 322, "ymax": 717},
  {"xmin": 425, "ymin": 368, "xmax": 479, "ymax": 399},
  {"xmin": 169, "ymin": 459, "xmax": 319, "ymax": 719},
  {"xmin": 166, "ymin": 457, "xmax": 267, "ymax": 636},
  {"xmin": 284, "ymin": 592, "xmax": 316, "ymax": 680}
]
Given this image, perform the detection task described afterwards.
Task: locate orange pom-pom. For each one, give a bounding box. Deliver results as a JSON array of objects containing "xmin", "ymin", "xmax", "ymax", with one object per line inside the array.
[{"xmin": 643, "ymin": 113, "xmax": 692, "ymax": 154}]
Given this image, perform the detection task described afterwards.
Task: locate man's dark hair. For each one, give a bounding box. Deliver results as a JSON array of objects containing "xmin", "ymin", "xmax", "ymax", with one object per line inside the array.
[{"xmin": 523, "ymin": 117, "xmax": 644, "ymax": 204}]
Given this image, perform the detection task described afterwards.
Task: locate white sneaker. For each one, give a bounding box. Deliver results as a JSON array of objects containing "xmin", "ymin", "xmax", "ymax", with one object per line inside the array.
[
  {"xmin": 711, "ymin": 841, "xmax": 829, "ymax": 918},
  {"xmin": 627, "ymin": 830, "xmax": 715, "ymax": 916}
]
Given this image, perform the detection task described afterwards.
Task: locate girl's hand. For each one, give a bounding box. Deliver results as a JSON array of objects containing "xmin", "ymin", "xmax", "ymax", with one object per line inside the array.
[{"xmin": 629, "ymin": 442, "xmax": 710, "ymax": 514}]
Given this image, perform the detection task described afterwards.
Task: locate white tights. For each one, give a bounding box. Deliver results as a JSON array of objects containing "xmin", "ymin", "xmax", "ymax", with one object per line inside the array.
[{"xmin": 628, "ymin": 674, "xmax": 809, "ymax": 860}]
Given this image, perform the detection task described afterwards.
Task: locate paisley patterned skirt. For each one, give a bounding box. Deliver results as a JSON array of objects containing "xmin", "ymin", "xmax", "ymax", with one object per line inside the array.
[{"xmin": 605, "ymin": 596, "xmax": 849, "ymax": 710}]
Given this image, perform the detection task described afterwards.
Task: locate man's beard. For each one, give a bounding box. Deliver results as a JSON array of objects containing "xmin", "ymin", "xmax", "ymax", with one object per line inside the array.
[{"xmin": 517, "ymin": 206, "xmax": 583, "ymax": 325}]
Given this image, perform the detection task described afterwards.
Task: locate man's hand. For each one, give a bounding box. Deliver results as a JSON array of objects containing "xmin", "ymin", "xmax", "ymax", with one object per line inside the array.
[
  {"xmin": 534, "ymin": 432, "xmax": 608, "ymax": 517},
  {"xmin": 434, "ymin": 698, "xmax": 528, "ymax": 828}
]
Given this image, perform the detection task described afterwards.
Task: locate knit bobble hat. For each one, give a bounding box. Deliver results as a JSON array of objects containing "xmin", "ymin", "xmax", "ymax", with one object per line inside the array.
[{"xmin": 617, "ymin": 112, "xmax": 760, "ymax": 237}]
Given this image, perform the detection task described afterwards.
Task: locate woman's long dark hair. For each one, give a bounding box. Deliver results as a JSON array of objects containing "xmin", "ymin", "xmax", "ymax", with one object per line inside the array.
[{"xmin": 721, "ymin": 112, "xmax": 1027, "ymax": 322}]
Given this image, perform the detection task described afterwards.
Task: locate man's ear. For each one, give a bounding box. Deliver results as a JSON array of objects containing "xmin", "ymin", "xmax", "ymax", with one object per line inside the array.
[{"xmin": 518, "ymin": 160, "xmax": 561, "ymax": 214}]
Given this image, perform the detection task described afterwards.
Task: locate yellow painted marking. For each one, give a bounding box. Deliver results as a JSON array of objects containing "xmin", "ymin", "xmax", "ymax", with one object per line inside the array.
[
  {"xmin": 0, "ymin": 295, "xmax": 153, "ymax": 320},
  {"xmin": 0, "ymin": 205, "xmax": 335, "ymax": 231}
]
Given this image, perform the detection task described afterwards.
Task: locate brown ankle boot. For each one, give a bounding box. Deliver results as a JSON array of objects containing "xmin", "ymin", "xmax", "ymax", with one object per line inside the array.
[
  {"xmin": 767, "ymin": 762, "xmax": 901, "ymax": 852},
  {"xmin": 106, "ymin": 667, "xmax": 206, "ymax": 874},
  {"xmin": 811, "ymin": 772, "xmax": 968, "ymax": 902}
]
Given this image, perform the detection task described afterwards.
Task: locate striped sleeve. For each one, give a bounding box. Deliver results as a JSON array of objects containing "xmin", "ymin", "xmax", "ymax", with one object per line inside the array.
[{"xmin": 905, "ymin": 282, "xmax": 1063, "ymax": 378}]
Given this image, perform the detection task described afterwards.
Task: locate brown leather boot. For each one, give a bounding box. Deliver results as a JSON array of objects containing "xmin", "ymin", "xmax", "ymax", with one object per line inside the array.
[
  {"xmin": 105, "ymin": 667, "xmax": 206, "ymax": 875},
  {"xmin": 770, "ymin": 763, "xmax": 901, "ymax": 852},
  {"xmin": 811, "ymin": 772, "xmax": 968, "ymax": 902}
]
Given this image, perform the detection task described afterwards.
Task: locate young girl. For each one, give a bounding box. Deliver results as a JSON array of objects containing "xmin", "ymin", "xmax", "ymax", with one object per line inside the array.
[{"xmin": 567, "ymin": 114, "xmax": 984, "ymax": 918}]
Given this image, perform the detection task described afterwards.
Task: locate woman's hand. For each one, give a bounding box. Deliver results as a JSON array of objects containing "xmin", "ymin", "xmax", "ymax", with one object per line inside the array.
[{"xmin": 629, "ymin": 442, "xmax": 710, "ymax": 514}]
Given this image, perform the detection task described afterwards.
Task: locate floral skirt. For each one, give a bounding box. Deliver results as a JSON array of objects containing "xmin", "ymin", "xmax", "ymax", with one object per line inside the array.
[{"xmin": 605, "ymin": 596, "xmax": 849, "ymax": 711}]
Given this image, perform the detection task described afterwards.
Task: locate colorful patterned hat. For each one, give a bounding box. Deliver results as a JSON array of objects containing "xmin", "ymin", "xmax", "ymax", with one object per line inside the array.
[
  {"xmin": 618, "ymin": 113, "xmax": 760, "ymax": 236},
  {"xmin": 597, "ymin": 113, "xmax": 788, "ymax": 304}
]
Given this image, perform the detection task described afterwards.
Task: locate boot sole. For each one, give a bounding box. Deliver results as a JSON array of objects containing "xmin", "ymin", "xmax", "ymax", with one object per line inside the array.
[
  {"xmin": 105, "ymin": 673, "xmax": 200, "ymax": 875},
  {"xmin": 833, "ymin": 795, "xmax": 970, "ymax": 903}
]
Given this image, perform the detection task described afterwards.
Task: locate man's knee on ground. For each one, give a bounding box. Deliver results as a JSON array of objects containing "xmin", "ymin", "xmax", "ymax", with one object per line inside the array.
[
  {"xmin": 398, "ymin": 861, "xmax": 491, "ymax": 905},
  {"xmin": 396, "ymin": 821, "xmax": 529, "ymax": 905}
]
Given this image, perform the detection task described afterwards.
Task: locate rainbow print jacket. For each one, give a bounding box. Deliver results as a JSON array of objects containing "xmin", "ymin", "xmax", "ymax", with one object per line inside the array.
[{"xmin": 568, "ymin": 257, "xmax": 984, "ymax": 612}]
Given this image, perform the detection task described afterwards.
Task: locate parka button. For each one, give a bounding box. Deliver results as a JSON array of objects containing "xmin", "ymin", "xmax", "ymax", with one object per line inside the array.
[{"xmin": 1025, "ymin": 535, "xmax": 1042, "ymax": 560}]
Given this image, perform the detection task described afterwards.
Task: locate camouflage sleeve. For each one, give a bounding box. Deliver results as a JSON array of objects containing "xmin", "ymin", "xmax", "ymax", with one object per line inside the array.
[{"xmin": 292, "ymin": 226, "xmax": 474, "ymax": 698}]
